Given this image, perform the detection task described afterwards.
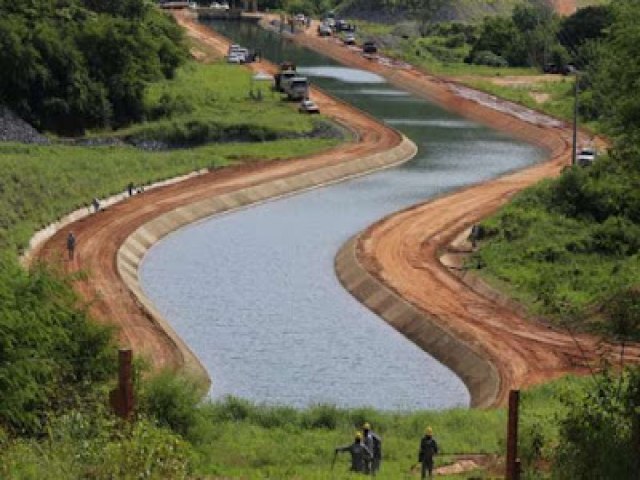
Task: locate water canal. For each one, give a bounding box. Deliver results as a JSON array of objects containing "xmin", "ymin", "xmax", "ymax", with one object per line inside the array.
[{"xmin": 140, "ymin": 20, "xmax": 546, "ymax": 410}]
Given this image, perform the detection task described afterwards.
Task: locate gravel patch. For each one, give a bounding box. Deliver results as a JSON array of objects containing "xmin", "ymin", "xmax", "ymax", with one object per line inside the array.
[{"xmin": 0, "ymin": 106, "xmax": 49, "ymax": 144}]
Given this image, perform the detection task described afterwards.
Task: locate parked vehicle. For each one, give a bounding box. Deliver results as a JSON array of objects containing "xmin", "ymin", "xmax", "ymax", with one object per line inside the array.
[
  {"xmin": 275, "ymin": 69, "xmax": 297, "ymax": 91},
  {"xmin": 299, "ymin": 99, "xmax": 320, "ymax": 114},
  {"xmin": 318, "ymin": 23, "xmax": 332, "ymax": 36},
  {"xmin": 343, "ymin": 33, "xmax": 356, "ymax": 45},
  {"xmin": 227, "ymin": 53, "xmax": 245, "ymax": 63},
  {"xmin": 362, "ymin": 41, "xmax": 377, "ymax": 54},
  {"xmin": 576, "ymin": 147, "xmax": 597, "ymax": 166},
  {"xmin": 285, "ymin": 77, "xmax": 309, "ymax": 101}
]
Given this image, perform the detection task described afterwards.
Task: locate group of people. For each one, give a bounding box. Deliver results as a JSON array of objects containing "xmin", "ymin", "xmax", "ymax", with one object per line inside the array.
[{"xmin": 334, "ymin": 422, "xmax": 439, "ymax": 478}]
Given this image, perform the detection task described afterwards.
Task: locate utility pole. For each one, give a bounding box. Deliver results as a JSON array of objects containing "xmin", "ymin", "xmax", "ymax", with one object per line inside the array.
[
  {"xmin": 110, "ymin": 348, "xmax": 135, "ymax": 420},
  {"xmin": 506, "ymin": 389, "xmax": 521, "ymax": 480},
  {"xmin": 572, "ymin": 73, "xmax": 579, "ymax": 166}
]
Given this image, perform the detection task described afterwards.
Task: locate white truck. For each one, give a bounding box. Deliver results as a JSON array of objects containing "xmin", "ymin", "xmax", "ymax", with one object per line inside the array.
[{"xmin": 284, "ymin": 77, "xmax": 309, "ymax": 101}]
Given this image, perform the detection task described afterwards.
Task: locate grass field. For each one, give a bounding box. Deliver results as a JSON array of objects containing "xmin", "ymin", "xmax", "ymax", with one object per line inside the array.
[
  {"xmin": 0, "ymin": 60, "xmax": 341, "ymax": 254},
  {"xmin": 0, "ymin": 373, "xmax": 594, "ymax": 478}
]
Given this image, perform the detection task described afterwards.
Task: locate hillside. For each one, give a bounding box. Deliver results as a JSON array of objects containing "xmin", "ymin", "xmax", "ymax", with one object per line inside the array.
[{"xmin": 337, "ymin": 0, "xmax": 601, "ymax": 23}]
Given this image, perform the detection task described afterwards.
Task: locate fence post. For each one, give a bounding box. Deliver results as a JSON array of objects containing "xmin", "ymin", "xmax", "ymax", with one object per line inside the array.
[
  {"xmin": 110, "ymin": 348, "xmax": 134, "ymax": 420},
  {"xmin": 506, "ymin": 389, "xmax": 520, "ymax": 480}
]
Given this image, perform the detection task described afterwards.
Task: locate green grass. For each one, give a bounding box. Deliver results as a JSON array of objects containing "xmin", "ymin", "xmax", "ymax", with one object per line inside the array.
[
  {"xmin": 0, "ymin": 373, "xmax": 595, "ymax": 478},
  {"xmin": 96, "ymin": 62, "xmax": 324, "ymax": 145},
  {"xmin": 0, "ymin": 137, "xmax": 338, "ymax": 254},
  {"xmin": 0, "ymin": 60, "xmax": 342, "ymax": 254},
  {"xmin": 159, "ymin": 374, "xmax": 593, "ymax": 478},
  {"xmin": 468, "ymin": 169, "xmax": 640, "ymax": 330}
]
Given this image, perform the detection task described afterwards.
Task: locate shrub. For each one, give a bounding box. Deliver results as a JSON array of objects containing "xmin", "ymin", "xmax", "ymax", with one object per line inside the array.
[
  {"xmin": 469, "ymin": 50, "xmax": 508, "ymax": 68},
  {"xmin": 138, "ymin": 371, "xmax": 203, "ymax": 440}
]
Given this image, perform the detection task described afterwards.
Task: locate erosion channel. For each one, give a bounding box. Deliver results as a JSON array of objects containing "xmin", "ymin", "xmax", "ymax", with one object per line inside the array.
[{"xmin": 140, "ymin": 20, "xmax": 546, "ymax": 410}]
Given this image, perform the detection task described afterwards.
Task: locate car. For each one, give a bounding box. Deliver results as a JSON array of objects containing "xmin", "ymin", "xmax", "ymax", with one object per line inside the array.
[
  {"xmin": 317, "ymin": 23, "xmax": 332, "ymax": 36},
  {"xmin": 362, "ymin": 41, "xmax": 377, "ymax": 54},
  {"xmin": 343, "ymin": 33, "xmax": 356, "ymax": 45},
  {"xmin": 210, "ymin": 2, "xmax": 221, "ymax": 7},
  {"xmin": 299, "ymin": 99, "xmax": 320, "ymax": 114},
  {"xmin": 295, "ymin": 13, "xmax": 306, "ymax": 22},
  {"xmin": 226, "ymin": 53, "xmax": 246, "ymax": 63},
  {"xmin": 576, "ymin": 147, "xmax": 597, "ymax": 166}
]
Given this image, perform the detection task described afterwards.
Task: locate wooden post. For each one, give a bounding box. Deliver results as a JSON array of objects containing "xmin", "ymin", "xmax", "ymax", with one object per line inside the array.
[
  {"xmin": 110, "ymin": 348, "xmax": 134, "ymax": 420},
  {"xmin": 506, "ymin": 389, "xmax": 520, "ymax": 480}
]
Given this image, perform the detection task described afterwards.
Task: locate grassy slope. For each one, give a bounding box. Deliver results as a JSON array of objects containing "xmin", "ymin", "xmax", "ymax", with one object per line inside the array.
[
  {"xmin": 0, "ymin": 61, "xmax": 339, "ymax": 254},
  {"xmin": 174, "ymin": 375, "xmax": 588, "ymax": 478},
  {"xmin": 0, "ymin": 374, "xmax": 593, "ymax": 478}
]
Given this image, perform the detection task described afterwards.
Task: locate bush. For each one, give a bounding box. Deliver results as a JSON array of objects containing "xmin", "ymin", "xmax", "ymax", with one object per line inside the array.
[
  {"xmin": 588, "ymin": 216, "xmax": 640, "ymax": 256},
  {"xmin": 138, "ymin": 371, "xmax": 204, "ymax": 440},
  {"xmin": 469, "ymin": 50, "xmax": 508, "ymax": 68},
  {"xmin": 553, "ymin": 368, "xmax": 640, "ymax": 479}
]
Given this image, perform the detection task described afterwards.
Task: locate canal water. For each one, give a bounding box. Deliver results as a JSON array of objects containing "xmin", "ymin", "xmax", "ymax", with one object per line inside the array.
[{"xmin": 140, "ymin": 21, "xmax": 546, "ymax": 410}]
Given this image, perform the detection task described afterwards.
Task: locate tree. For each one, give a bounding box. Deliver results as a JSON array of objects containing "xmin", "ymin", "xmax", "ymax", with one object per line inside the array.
[
  {"xmin": 553, "ymin": 368, "xmax": 640, "ymax": 479},
  {"xmin": 402, "ymin": 0, "xmax": 446, "ymax": 36},
  {"xmin": 589, "ymin": 0, "xmax": 640, "ymax": 148}
]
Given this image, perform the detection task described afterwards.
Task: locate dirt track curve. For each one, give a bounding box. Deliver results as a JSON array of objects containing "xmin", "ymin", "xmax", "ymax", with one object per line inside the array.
[{"xmin": 35, "ymin": 11, "xmax": 633, "ymax": 403}]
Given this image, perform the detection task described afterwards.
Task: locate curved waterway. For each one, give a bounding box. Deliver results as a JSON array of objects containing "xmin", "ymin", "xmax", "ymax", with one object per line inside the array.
[{"xmin": 140, "ymin": 21, "xmax": 546, "ymax": 410}]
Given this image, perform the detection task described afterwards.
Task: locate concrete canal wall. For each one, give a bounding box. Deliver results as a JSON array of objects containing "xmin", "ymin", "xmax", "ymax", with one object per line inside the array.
[{"xmin": 116, "ymin": 135, "xmax": 417, "ymax": 387}]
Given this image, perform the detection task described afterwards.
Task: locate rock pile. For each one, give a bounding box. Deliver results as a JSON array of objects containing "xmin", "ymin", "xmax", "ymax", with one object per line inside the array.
[{"xmin": 0, "ymin": 106, "xmax": 49, "ymax": 144}]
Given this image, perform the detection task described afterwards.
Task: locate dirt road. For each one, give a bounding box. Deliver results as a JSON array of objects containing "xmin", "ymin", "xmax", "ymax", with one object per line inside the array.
[{"xmin": 36, "ymin": 12, "xmax": 403, "ymax": 377}]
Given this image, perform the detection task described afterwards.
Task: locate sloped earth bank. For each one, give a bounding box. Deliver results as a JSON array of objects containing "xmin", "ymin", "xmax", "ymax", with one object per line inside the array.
[
  {"xmin": 285, "ymin": 17, "xmax": 637, "ymax": 405},
  {"xmin": 34, "ymin": 12, "xmax": 410, "ymax": 387}
]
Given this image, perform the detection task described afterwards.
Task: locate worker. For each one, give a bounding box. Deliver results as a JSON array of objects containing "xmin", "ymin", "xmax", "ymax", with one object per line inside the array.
[
  {"xmin": 418, "ymin": 426, "xmax": 439, "ymax": 479},
  {"xmin": 66, "ymin": 231, "xmax": 76, "ymax": 260},
  {"xmin": 335, "ymin": 431, "xmax": 372, "ymax": 474},
  {"xmin": 91, "ymin": 197, "xmax": 100, "ymax": 213},
  {"xmin": 362, "ymin": 422, "xmax": 382, "ymax": 474},
  {"xmin": 127, "ymin": 182, "xmax": 135, "ymax": 196}
]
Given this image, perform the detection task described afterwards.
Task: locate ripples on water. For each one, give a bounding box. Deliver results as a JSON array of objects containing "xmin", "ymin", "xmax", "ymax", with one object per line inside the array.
[{"xmin": 140, "ymin": 21, "xmax": 546, "ymax": 411}]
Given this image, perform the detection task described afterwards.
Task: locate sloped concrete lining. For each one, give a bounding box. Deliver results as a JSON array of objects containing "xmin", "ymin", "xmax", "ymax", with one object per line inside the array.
[
  {"xmin": 117, "ymin": 135, "xmax": 418, "ymax": 389},
  {"xmin": 335, "ymin": 236, "xmax": 500, "ymax": 408}
]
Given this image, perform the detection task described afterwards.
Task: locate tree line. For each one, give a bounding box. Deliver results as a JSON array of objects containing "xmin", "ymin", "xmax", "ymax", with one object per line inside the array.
[{"xmin": 0, "ymin": 0, "xmax": 187, "ymax": 135}]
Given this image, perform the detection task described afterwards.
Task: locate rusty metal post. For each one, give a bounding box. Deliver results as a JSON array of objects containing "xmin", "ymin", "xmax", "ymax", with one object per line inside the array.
[
  {"xmin": 110, "ymin": 349, "xmax": 134, "ymax": 420},
  {"xmin": 506, "ymin": 389, "xmax": 520, "ymax": 480}
]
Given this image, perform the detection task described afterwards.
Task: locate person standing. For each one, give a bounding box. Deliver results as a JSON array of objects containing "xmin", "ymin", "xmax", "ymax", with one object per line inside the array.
[
  {"xmin": 418, "ymin": 426, "xmax": 438, "ymax": 479},
  {"xmin": 91, "ymin": 197, "xmax": 100, "ymax": 213},
  {"xmin": 66, "ymin": 231, "xmax": 76, "ymax": 260},
  {"xmin": 335, "ymin": 431, "xmax": 372, "ymax": 474},
  {"xmin": 362, "ymin": 421, "xmax": 382, "ymax": 474}
]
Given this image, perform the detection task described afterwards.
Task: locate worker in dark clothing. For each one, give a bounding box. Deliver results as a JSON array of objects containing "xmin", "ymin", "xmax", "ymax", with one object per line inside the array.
[
  {"xmin": 363, "ymin": 422, "xmax": 382, "ymax": 474},
  {"xmin": 127, "ymin": 182, "xmax": 135, "ymax": 196},
  {"xmin": 91, "ymin": 197, "xmax": 100, "ymax": 213},
  {"xmin": 335, "ymin": 432, "xmax": 372, "ymax": 474},
  {"xmin": 66, "ymin": 231, "xmax": 76, "ymax": 260},
  {"xmin": 418, "ymin": 426, "xmax": 438, "ymax": 479}
]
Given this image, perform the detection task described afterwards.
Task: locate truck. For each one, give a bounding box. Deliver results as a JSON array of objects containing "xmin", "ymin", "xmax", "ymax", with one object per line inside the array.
[
  {"xmin": 274, "ymin": 62, "xmax": 297, "ymax": 91},
  {"xmin": 284, "ymin": 77, "xmax": 309, "ymax": 101}
]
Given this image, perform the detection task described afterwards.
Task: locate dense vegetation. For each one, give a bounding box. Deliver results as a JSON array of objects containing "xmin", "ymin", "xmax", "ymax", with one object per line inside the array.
[
  {"xmin": 470, "ymin": 0, "xmax": 640, "ymax": 341},
  {"xmin": 0, "ymin": 0, "xmax": 187, "ymax": 135}
]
